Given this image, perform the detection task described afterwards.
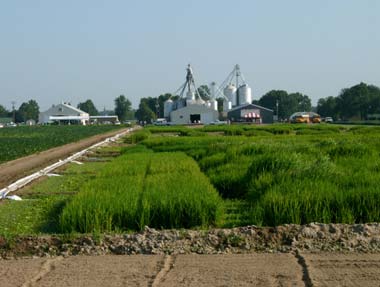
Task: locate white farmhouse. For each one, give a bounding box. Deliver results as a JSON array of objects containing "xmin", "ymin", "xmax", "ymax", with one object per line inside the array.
[{"xmin": 39, "ymin": 103, "xmax": 89, "ymax": 125}]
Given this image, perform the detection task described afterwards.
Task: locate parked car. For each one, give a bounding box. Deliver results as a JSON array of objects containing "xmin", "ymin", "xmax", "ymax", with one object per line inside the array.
[
  {"xmin": 6, "ymin": 122, "xmax": 17, "ymax": 127},
  {"xmin": 209, "ymin": 120, "xmax": 227, "ymax": 125},
  {"xmin": 154, "ymin": 118, "xmax": 168, "ymax": 126},
  {"xmin": 324, "ymin": 117, "xmax": 333, "ymax": 123}
]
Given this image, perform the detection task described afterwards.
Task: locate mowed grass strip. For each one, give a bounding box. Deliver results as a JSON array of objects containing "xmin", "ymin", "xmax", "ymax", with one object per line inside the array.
[{"xmin": 60, "ymin": 152, "xmax": 223, "ymax": 233}]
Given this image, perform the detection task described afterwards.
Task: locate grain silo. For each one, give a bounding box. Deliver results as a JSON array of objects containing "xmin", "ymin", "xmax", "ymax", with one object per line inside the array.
[
  {"xmin": 166, "ymin": 64, "xmax": 218, "ymax": 124},
  {"xmin": 224, "ymin": 84, "xmax": 237, "ymax": 106},
  {"xmin": 164, "ymin": 99, "xmax": 173, "ymax": 118},
  {"xmin": 237, "ymin": 84, "xmax": 252, "ymax": 106}
]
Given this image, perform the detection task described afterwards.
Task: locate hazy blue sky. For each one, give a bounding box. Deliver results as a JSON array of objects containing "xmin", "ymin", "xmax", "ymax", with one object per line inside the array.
[{"xmin": 1, "ymin": 0, "xmax": 379, "ymax": 110}]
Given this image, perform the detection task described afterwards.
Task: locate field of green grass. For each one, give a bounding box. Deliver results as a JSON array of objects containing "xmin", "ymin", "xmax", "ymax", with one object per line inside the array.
[
  {"xmin": 141, "ymin": 124, "xmax": 380, "ymax": 226},
  {"xmin": 0, "ymin": 161, "xmax": 107, "ymax": 237},
  {"xmin": 60, "ymin": 151, "xmax": 223, "ymax": 233},
  {"xmin": 0, "ymin": 125, "xmax": 123, "ymax": 163},
  {"xmin": 1, "ymin": 124, "xmax": 380, "ymax": 237}
]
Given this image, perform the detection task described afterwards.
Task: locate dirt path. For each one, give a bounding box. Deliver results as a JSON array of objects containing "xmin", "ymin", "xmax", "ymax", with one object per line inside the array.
[
  {"xmin": 1, "ymin": 253, "xmax": 379, "ymax": 287},
  {"xmin": 0, "ymin": 128, "xmax": 130, "ymax": 189}
]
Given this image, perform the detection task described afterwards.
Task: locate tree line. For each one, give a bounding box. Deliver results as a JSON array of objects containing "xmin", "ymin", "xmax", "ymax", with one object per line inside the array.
[
  {"xmin": 134, "ymin": 82, "xmax": 380, "ymax": 122},
  {"xmin": 134, "ymin": 88, "xmax": 312, "ymax": 122},
  {"xmin": 0, "ymin": 95, "xmax": 133, "ymax": 124},
  {"xmin": 317, "ymin": 82, "xmax": 380, "ymax": 120},
  {"xmin": 2, "ymin": 82, "xmax": 380, "ymax": 124},
  {"xmin": 0, "ymin": 100, "xmax": 40, "ymax": 123}
]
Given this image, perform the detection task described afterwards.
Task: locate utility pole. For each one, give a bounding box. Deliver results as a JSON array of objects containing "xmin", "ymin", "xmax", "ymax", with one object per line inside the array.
[
  {"xmin": 276, "ymin": 100, "xmax": 279, "ymax": 122},
  {"xmin": 235, "ymin": 64, "xmax": 240, "ymax": 106},
  {"xmin": 11, "ymin": 101, "xmax": 16, "ymax": 123},
  {"xmin": 155, "ymin": 99, "xmax": 160, "ymax": 119}
]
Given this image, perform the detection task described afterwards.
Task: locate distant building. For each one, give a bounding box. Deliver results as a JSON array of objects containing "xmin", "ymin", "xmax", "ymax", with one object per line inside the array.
[
  {"xmin": 39, "ymin": 103, "xmax": 89, "ymax": 125},
  {"xmin": 89, "ymin": 115, "xmax": 119, "ymax": 124},
  {"xmin": 0, "ymin": 117, "xmax": 12, "ymax": 125},
  {"xmin": 169, "ymin": 100, "xmax": 219, "ymax": 124},
  {"xmin": 164, "ymin": 65, "xmax": 219, "ymax": 125},
  {"xmin": 26, "ymin": 119, "xmax": 36, "ymax": 126},
  {"xmin": 227, "ymin": 103, "xmax": 274, "ymax": 124}
]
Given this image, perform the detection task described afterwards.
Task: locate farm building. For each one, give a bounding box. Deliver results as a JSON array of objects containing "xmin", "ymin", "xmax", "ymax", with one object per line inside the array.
[
  {"xmin": 227, "ymin": 103, "xmax": 274, "ymax": 124},
  {"xmin": 169, "ymin": 101, "xmax": 219, "ymax": 124},
  {"xmin": 164, "ymin": 64, "xmax": 274, "ymax": 125},
  {"xmin": 0, "ymin": 117, "xmax": 12, "ymax": 125},
  {"xmin": 164, "ymin": 65, "xmax": 220, "ymax": 125},
  {"xmin": 89, "ymin": 115, "xmax": 119, "ymax": 124},
  {"xmin": 39, "ymin": 103, "xmax": 89, "ymax": 125}
]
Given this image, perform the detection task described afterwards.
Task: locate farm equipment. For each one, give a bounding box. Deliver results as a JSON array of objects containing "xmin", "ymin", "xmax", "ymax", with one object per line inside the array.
[{"xmin": 290, "ymin": 112, "xmax": 321, "ymax": 124}]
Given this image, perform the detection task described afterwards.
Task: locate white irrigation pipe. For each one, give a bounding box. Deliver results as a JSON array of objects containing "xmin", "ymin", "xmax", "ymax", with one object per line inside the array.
[{"xmin": 0, "ymin": 128, "xmax": 135, "ymax": 200}]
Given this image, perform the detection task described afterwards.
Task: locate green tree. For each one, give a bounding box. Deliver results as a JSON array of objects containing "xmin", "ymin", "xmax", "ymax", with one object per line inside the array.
[
  {"xmin": 157, "ymin": 93, "xmax": 172, "ymax": 117},
  {"xmin": 114, "ymin": 95, "xmax": 132, "ymax": 122},
  {"xmin": 135, "ymin": 102, "xmax": 156, "ymax": 123},
  {"xmin": 336, "ymin": 87, "xmax": 362, "ymax": 120},
  {"xmin": 77, "ymin": 99, "xmax": 98, "ymax": 116},
  {"xmin": 138, "ymin": 97, "xmax": 157, "ymax": 115},
  {"xmin": 16, "ymin": 100, "xmax": 39, "ymax": 123},
  {"xmin": 317, "ymin": 96, "xmax": 337, "ymax": 118},
  {"xmin": 197, "ymin": 85, "xmax": 211, "ymax": 101},
  {"xmin": 258, "ymin": 90, "xmax": 312, "ymax": 120},
  {"xmin": 217, "ymin": 98, "xmax": 224, "ymax": 113},
  {"xmin": 367, "ymin": 86, "xmax": 380, "ymax": 116},
  {"xmin": 290, "ymin": 92, "xmax": 312, "ymax": 112},
  {"xmin": 0, "ymin": 104, "xmax": 8, "ymax": 117},
  {"xmin": 258, "ymin": 90, "xmax": 287, "ymax": 119},
  {"xmin": 335, "ymin": 82, "xmax": 380, "ymax": 120}
]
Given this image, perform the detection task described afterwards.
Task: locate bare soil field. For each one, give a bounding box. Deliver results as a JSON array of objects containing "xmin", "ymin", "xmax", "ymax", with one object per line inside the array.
[
  {"xmin": 302, "ymin": 252, "xmax": 380, "ymax": 287},
  {"xmin": 1, "ymin": 253, "xmax": 380, "ymax": 287},
  {"xmin": 0, "ymin": 128, "xmax": 129, "ymax": 189}
]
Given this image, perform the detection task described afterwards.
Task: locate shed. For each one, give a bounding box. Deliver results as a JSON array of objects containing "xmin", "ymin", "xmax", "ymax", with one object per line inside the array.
[{"xmin": 227, "ymin": 103, "xmax": 274, "ymax": 124}]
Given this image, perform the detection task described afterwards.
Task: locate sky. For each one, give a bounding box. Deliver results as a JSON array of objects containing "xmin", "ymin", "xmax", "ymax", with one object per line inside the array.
[{"xmin": 0, "ymin": 0, "xmax": 379, "ymax": 111}]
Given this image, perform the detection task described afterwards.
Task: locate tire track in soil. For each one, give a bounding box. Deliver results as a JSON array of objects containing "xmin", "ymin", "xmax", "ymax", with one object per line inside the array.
[
  {"xmin": 21, "ymin": 256, "xmax": 63, "ymax": 287},
  {"xmin": 294, "ymin": 250, "xmax": 314, "ymax": 287},
  {"xmin": 150, "ymin": 255, "xmax": 176, "ymax": 287}
]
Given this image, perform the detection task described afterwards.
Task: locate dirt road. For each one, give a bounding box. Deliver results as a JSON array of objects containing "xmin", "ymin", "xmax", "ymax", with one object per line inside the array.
[
  {"xmin": 0, "ymin": 128, "xmax": 130, "ymax": 189},
  {"xmin": 1, "ymin": 253, "xmax": 380, "ymax": 287}
]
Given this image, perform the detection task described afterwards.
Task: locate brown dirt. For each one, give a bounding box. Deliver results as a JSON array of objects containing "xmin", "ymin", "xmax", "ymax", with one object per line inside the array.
[
  {"xmin": 0, "ymin": 128, "xmax": 130, "ymax": 190},
  {"xmin": 302, "ymin": 252, "xmax": 380, "ymax": 287},
  {"xmin": 159, "ymin": 253, "xmax": 304, "ymax": 287},
  {"xmin": 1, "ymin": 253, "xmax": 379, "ymax": 286}
]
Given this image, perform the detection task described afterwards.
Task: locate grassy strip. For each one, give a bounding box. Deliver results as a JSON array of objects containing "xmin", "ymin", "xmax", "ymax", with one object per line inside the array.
[
  {"xmin": 0, "ymin": 161, "xmax": 113, "ymax": 237},
  {"xmin": 60, "ymin": 152, "xmax": 223, "ymax": 233}
]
